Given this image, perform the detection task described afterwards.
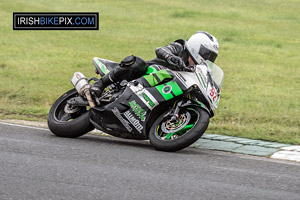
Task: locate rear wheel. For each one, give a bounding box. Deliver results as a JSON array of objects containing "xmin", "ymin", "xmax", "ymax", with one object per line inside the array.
[
  {"xmin": 48, "ymin": 89, "xmax": 94, "ymax": 138},
  {"xmin": 149, "ymin": 106, "xmax": 209, "ymax": 152}
]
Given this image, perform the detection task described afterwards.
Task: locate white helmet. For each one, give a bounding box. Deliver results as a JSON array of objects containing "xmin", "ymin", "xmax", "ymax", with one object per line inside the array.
[{"xmin": 186, "ymin": 31, "xmax": 219, "ymax": 64}]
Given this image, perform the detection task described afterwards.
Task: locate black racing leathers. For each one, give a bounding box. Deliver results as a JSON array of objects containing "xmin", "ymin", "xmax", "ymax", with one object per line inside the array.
[{"xmin": 91, "ymin": 55, "xmax": 147, "ymax": 97}]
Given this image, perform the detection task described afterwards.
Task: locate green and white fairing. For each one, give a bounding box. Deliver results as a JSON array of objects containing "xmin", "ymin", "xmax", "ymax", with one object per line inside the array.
[{"xmin": 187, "ymin": 60, "xmax": 224, "ymax": 111}]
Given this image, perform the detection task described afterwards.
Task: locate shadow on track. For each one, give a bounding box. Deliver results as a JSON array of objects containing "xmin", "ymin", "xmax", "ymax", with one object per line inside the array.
[{"xmin": 47, "ymin": 132, "xmax": 206, "ymax": 155}]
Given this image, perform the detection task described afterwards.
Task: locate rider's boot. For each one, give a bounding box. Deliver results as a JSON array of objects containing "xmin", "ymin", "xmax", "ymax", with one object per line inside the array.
[{"xmin": 90, "ymin": 73, "xmax": 116, "ymax": 97}]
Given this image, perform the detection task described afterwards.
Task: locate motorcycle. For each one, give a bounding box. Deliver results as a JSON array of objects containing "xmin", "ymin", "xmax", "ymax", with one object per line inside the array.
[{"xmin": 48, "ymin": 57, "xmax": 224, "ymax": 152}]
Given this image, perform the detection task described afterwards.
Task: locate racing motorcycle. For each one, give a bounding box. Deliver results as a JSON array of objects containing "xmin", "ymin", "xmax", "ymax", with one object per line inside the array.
[{"xmin": 48, "ymin": 57, "xmax": 224, "ymax": 152}]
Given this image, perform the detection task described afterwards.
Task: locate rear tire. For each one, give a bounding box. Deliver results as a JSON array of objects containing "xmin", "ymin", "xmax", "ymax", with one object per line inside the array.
[
  {"xmin": 47, "ymin": 89, "xmax": 94, "ymax": 138},
  {"xmin": 149, "ymin": 107, "xmax": 210, "ymax": 152}
]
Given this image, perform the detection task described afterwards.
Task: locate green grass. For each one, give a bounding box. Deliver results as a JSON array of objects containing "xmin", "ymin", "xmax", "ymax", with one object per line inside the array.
[{"xmin": 0, "ymin": 0, "xmax": 299, "ymax": 144}]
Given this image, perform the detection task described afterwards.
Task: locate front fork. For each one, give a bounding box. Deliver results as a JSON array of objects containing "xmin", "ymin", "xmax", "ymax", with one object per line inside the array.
[
  {"xmin": 163, "ymin": 99, "xmax": 185, "ymax": 123},
  {"xmin": 169, "ymin": 100, "xmax": 183, "ymax": 122}
]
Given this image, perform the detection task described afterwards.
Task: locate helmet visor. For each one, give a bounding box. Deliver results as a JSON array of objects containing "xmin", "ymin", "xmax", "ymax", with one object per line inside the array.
[{"xmin": 199, "ymin": 45, "xmax": 218, "ymax": 63}]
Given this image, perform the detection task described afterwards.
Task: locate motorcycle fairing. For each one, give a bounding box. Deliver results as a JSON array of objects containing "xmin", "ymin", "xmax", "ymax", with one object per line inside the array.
[
  {"xmin": 93, "ymin": 57, "xmax": 118, "ymax": 77},
  {"xmin": 90, "ymin": 86, "xmax": 149, "ymax": 139},
  {"xmin": 89, "ymin": 70, "xmax": 189, "ymax": 139},
  {"xmin": 89, "ymin": 62, "xmax": 219, "ymax": 139}
]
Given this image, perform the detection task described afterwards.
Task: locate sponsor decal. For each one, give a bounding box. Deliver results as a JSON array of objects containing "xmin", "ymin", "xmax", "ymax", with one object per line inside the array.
[
  {"xmin": 129, "ymin": 100, "xmax": 146, "ymax": 121},
  {"xmin": 196, "ymin": 68, "xmax": 207, "ymax": 89},
  {"xmin": 162, "ymin": 85, "xmax": 172, "ymax": 94},
  {"xmin": 156, "ymin": 81, "xmax": 183, "ymax": 101},
  {"xmin": 141, "ymin": 92, "xmax": 155, "ymax": 108},
  {"xmin": 112, "ymin": 107, "xmax": 132, "ymax": 132},
  {"xmin": 128, "ymin": 83, "xmax": 159, "ymax": 110},
  {"xmin": 13, "ymin": 12, "xmax": 98, "ymax": 30},
  {"xmin": 198, "ymin": 72, "xmax": 207, "ymax": 88},
  {"xmin": 124, "ymin": 111, "xmax": 143, "ymax": 133}
]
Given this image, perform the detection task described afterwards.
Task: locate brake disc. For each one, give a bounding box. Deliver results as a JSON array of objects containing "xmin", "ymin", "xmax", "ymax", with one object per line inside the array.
[{"xmin": 161, "ymin": 111, "xmax": 191, "ymax": 134}]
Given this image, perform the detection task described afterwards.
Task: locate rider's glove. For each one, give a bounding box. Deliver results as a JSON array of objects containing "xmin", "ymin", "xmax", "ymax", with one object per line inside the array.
[{"xmin": 166, "ymin": 55, "xmax": 186, "ymax": 69}]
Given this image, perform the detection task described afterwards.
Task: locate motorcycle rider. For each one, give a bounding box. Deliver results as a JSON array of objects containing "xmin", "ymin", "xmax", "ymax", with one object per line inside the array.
[{"xmin": 91, "ymin": 31, "xmax": 219, "ymax": 97}]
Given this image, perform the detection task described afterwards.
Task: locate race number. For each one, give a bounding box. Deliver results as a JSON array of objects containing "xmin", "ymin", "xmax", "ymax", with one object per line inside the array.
[{"xmin": 210, "ymin": 87, "xmax": 218, "ymax": 102}]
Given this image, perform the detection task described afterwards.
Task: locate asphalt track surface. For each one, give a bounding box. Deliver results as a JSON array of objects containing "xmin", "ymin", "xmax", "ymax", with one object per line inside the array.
[{"xmin": 1, "ymin": 122, "xmax": 300, "ymax": 200}]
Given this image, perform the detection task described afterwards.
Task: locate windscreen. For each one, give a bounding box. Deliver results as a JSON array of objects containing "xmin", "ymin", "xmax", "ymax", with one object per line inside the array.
[{"xmin": 206, "ymin": 61, "xmax": 224, "ymax": 90}]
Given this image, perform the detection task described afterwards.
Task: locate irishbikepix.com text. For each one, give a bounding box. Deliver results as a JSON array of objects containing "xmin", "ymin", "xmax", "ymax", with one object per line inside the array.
[{"xmin": 13, "ymin": 12, "xmax": 99, "ymax": 30}]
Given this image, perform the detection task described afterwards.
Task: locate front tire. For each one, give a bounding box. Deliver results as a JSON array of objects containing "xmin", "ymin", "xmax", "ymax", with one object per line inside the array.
[
  {"xmin": 48, "ymin": 89, "xmax": 94, "ymax": 138},
  {"xmin": 149, "ymin": 106, "xmax": 210, "ymax": 152}
]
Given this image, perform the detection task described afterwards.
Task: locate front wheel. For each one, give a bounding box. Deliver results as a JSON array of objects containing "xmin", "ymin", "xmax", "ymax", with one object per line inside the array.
[
  {"xmin": 48, "ymin": 89, "xmax": 94, "ymax": 138},
  {"xmin": 149, "ymin": 106, "xmax": 210, "ymax": 152}
]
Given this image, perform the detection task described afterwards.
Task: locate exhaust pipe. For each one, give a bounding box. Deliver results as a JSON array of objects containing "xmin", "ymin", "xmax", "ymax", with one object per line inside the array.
[{"xmin": 71, "ymin": 72, "xmax": 95, "ymax": 108}]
